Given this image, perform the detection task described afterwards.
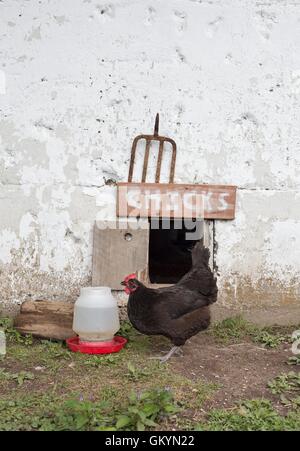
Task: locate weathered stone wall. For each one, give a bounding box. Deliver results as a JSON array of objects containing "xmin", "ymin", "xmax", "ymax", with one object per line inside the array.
[{"xmin": 0, "ymin": 0, "xmax": 299, "ymax": 318}]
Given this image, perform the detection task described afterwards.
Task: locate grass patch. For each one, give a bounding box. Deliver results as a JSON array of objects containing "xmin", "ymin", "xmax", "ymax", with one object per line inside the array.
[
  {"xmin": 2, "ymin": 315, "xmax": 298, "ymax": 431},
  {"xmin": 0, "ymin": 318, "xmax": 217, "ymax": 430},
  {"xmin": 0, "ymin": 388, "xmax": 180, "ymax": 431},
  {"xmin": 0, "ymin": 394, "xmax": 59, "ymax": 431},
  {"xmin": 210, "ymin": 316, "xmax": 255, "ymax": 343},
  {"xmin": 195, "ymin": 399, "xmax": 300, "ymax": 431},
  {"xmin": 211, "ymin": 316, "xmax": 291, "ymax": 348}
]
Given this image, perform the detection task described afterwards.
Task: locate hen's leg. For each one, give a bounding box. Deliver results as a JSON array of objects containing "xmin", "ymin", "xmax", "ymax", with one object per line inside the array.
[{"xmin": 151, "ymin": 346, "xmax": 182, "ymax": 363}]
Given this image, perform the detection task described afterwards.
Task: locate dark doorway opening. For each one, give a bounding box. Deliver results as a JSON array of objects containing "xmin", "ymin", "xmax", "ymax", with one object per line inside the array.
[{"xmin": 148, "ymin": 218, "xmax": 203, "ymax": 284}]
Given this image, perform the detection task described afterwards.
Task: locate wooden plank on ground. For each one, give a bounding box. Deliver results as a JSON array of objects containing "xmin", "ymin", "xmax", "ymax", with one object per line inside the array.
[{"xmin": 14, "ymin": 300, "xmax": 74, "ymax": 340}]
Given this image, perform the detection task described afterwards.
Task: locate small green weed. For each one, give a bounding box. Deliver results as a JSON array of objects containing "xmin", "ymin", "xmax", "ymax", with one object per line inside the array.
[
  {"xmin": 115, "ymin": 389, "xmax": 179, "ymax": 431},
  {"xmin": 268, "ymin": 372, "xmax": 300, "ymax": 395},
  {"xmin": 287, "ymin": 356, "xmax": 300, "ymax": 366},
  {"xmin": 0, "ymin": 369, "xmax": 35, "ymax": 386},
  {"xmin": 125, "ymin": 362, "xmax": 153, "ymax": 381},
  {"xmin": 83, "ymin": 354, "xmax": 121, "ymax": 368},
  {"xmin": 40, "ymin": 340, "xmax": 71, "ymax": 360},
  {"xmin": 39, "ymin": 398, "xmax": 112, "ymax": 431},
  {"xmin": 118, "ymin": 321, "xmax": 136, "ymax": 339},
  {"xmin": 211, "ymin": 316, "xmax": 289, "ymax": 348},
  {"xmin": 0, "ymin": 317, "xmax": 33, "ymax": 346},
  {"xmin": 252, "ymin": 330, "xmax": 286, "ymax": 348}
]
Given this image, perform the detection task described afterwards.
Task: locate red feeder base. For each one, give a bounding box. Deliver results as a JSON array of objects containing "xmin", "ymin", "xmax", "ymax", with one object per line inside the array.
[{"xmin": 66, "ymin": 336, "xmax": 127, "ymax": 355}]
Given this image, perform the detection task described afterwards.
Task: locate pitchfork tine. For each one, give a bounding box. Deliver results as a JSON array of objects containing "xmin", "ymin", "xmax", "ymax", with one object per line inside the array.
[{"xmin": 154, "ymin": 113, "xmax": 159, "ymax": 137}]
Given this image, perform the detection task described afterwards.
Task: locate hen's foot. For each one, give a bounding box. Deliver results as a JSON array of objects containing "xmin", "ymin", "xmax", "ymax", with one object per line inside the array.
[{"xmin": 150, "ymin": 346, "xmax": 182, "ymax": 363}]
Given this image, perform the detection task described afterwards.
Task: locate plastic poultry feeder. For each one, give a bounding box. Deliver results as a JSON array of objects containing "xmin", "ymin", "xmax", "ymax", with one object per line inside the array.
[{"xmin": 66, "ymin": 287, "xmax": 127, "ymax": 355}]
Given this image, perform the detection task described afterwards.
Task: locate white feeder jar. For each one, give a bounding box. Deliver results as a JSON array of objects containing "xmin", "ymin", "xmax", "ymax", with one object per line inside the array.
[{"xmin": 73, "ymin": 287, "xmax": 120, "ymax": 343}]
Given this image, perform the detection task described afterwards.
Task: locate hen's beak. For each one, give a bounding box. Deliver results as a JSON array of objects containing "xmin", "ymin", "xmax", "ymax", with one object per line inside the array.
[{"xmin": 120, "ymin": 281, "xmax": 126, "ymax": 286}]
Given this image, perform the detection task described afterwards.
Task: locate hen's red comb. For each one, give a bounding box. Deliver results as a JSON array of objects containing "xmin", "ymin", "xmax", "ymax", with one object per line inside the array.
[{"xmin": 124, "ymin": 273, "xmax": 137, "ymax": 282}]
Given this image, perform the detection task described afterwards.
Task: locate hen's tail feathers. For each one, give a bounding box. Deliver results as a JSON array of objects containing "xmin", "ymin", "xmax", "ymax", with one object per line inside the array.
[{"xmin": 192, "ymin": 240, "xmax": 210, "ymax": 268}]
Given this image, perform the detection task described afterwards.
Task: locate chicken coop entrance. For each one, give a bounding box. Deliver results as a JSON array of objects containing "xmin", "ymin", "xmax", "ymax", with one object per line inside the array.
[
  {"xmin": 93, "ymin": 182, "xmax": 236, "ymax": 289},
  {"xmin": 148, "ymin": 218, "xmax": 203, "ymax": 284},
  {"xmin": 92, "ymin": 218, "xmax": 205, "ymax": 289}
]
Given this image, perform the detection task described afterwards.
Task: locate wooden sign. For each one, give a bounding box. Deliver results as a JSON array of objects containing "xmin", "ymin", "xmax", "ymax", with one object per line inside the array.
[{"xmin": 117, "ymin": 183, "xmax": 237, "ymax": 220}]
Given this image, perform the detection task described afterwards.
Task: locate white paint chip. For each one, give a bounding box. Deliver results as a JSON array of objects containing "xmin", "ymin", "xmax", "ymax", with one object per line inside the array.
[
  {"xmin": 0, "ymin": 70, "xmax": 6, "ymax": 95},
  {"xmin": 0, "ymin": 230, "xmax": 20, "ymax": 265}
]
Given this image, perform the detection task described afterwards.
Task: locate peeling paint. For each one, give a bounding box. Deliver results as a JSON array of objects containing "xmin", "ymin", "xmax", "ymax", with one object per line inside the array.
[
  {"xmin": 264, "ymin": 220, "xmax": 300, "ymax": 277},
  {"xmin": 0, "ymin": 230, "xmax": 20, "ymax": 265},
  {"xmin": 0, "ymin": 0, "xmax": 300, "ymax": 316}
]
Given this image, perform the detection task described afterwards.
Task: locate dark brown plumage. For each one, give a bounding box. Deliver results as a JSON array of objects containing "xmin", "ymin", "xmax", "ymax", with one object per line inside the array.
[{"xmin": 122, "ymin": 241, "xmax": 218, "ymax": 362}]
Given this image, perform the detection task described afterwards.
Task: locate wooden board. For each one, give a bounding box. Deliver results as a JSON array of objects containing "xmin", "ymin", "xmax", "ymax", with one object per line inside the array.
[
  {"xmin": 117, "ymin": 182, "xmax": 237, "ymax": 220},
  {"xmin": 14, "ymin": 300, "xmax": 74, "ymax": 340},
  {"xmin": 92, "ymin": 220, "xmax": 149, "ymax": 289}
]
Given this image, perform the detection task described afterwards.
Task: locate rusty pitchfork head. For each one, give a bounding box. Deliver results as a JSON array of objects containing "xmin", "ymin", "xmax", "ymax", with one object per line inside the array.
[{"xmin": 128, "ymin": 114, "xmax": 177, "ymax": 183}]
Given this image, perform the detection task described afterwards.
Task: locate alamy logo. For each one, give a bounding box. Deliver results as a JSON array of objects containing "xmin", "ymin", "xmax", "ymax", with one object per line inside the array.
[
  {"xmin": 291, "ymin": 330, "xmax": 300, "ymax": 355},
  {"xmin": 0, "ymin": 330, "xmax": 6, "ymax": 356}
]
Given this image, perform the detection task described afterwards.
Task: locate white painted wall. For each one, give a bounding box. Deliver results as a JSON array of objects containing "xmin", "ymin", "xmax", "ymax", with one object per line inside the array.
[{"xmin": 0, "ymin": 0, "xmax": 299, "ymax": 315}]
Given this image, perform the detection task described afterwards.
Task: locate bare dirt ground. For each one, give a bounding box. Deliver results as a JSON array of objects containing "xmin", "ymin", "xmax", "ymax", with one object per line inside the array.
[{"xmin": 171, "ymin": 334, "xmax": 291, "ymax": 412}]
